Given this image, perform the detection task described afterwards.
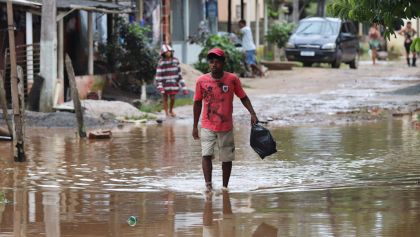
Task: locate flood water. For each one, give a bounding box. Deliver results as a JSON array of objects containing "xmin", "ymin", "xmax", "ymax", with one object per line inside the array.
[{"xmin": 1, "ymin": 118, "xmax": 420, "ymax": 236}]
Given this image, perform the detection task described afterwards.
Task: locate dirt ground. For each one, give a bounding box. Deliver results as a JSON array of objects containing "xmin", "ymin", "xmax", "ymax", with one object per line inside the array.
[{"xmin": 175, "ymin": 59, "xmax": 420, "ymax": 126}]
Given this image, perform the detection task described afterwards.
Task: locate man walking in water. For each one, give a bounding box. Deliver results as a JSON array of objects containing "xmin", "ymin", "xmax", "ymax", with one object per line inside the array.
[
  {"xmin": 192, "ymin": 48, "xmax": 258, "ymax": 191},
  {"xmin": 399, "ymin": 21, "xmax": 417, "ymax": 67}
]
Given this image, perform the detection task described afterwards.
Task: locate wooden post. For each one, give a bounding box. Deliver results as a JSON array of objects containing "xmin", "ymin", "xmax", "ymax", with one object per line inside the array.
[
  {"xmin": 88, "ymin": 12, "xmax": 94, "ymax": 75},
  {"xmin": 0, "ymin": 72, "xmax": 13, "ymax": 137},
  {"xmin": 7, "ymin": 0, "xmax": 25, "ymax": 161},
  {"xmin": 65, "ymin": 54, "xmax": 86, "ymax": 138}
]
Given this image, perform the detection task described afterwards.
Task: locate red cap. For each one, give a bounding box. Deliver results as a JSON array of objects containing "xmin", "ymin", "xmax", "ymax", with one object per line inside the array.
[{"xmin": 207, "ymin": 47, "xmax": 225, "ymax": 57}]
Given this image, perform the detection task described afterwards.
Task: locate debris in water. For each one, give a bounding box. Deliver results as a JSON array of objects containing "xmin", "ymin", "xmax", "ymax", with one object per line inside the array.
[
  {"xmin": 127, "ymin": 216, "xmax": 138, "ymax": 226},
  {"xmin": 88, "ymin": 129, "xmax": 112, "ymax": 139}
]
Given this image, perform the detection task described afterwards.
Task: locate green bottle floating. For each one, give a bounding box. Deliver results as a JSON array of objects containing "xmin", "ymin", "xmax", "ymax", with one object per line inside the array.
[{"xmin": 127, "ymin": 216, "xmax": 138, "ymax": 226}]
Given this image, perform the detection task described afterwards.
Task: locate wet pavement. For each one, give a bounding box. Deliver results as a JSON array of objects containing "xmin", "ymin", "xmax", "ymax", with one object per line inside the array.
[
  {"xmin": 231, "ymin": 62, "xmax": 420, "ymax": 127},
  {"xmin": 1, "ymin": 117, "xmax": 420, "ymax": 236}
]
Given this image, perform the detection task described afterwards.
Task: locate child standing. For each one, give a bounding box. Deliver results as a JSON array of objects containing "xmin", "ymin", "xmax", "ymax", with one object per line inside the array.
[{"xmin": 155, "ymin": 44, "xmax": 188, "ymax": 117}]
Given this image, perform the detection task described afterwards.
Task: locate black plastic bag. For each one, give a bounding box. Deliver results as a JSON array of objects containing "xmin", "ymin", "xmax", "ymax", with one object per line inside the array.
[{"xmin": 250, "ymin": 123, "xmax": 277, "ymax": 159}]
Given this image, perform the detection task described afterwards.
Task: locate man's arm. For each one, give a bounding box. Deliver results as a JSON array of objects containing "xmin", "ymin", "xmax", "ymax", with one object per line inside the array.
[
  {"xmin": 192, "ymin": 100, "xmax": 202, "ymax": 139},
  {"xmin": 398, "ymin": 28, "xmax": 405, "ymax": 36},
  {"xmin": 240, "ymin": 96, "xmax": 258, "ymax": 125}
]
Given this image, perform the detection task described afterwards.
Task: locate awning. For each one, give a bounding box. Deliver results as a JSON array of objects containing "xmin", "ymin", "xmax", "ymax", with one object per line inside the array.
[{"xmin": 0, "ymin": 0, "xmax": 131, "ymax": 13}]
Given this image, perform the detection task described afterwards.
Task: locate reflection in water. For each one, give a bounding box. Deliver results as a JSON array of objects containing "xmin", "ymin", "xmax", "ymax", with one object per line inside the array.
[
  {"xmin": 0, "ymin": 120, "xmax": 420, "ymax": 236},
  {"xmin": 252, "ymin": 223, "xmax": 278, "ymax": 237},
  {"xmin": 203, "ymin": 191, "xmax": 235, "ymax": 237}
]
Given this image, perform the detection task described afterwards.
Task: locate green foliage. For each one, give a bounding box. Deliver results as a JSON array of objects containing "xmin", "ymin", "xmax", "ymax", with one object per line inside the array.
[
  {"xmin": 265, "ymin": 23, "xmax": 295, "ymax": 49},
  {"xmin": 327, "ymin": 0, "xmax": 420, "ymax": 39},
  {"xmin": 174, "ymin": 98, "xmax": 194, "ymax": 107},
  {"xmin": 98, "ymin": 17, "xmax": 159, "ymax": 93},
  {"xmin": 267, "ymin": 5, "xmax": 280, "ymax": 19},
  {"xmin": 194, "ymin": 35, "xmax": 246, "ymax": 75},
  {"xmin": 119, "ymin": 24, "xmax": 159, "ymax": 83},
  {"xmin": 139, "ymin": 102, "xmax": 162, "ymax": 113}
]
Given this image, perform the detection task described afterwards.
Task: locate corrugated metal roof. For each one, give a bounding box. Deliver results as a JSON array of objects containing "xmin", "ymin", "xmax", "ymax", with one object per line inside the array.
[{"xmin": 0, "ymin": 0, "xmax": 131, "ymax": 12}]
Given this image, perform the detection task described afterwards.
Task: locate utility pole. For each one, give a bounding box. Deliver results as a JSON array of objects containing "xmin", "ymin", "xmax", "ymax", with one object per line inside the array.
[
  {"xmin": 39, "ymin": 0, "xmax": 57, "ymax": 112},
  {"xmin": 227, "ymin": 0, "xmax": 232, "ymax": 33},
  {"xmin": 293, "ymin": 0, "xmax": 299, "ymax": 24},
  {"xmin": 7, "ymin": 0, "xmax": 25, "ymax": 161},
  {"xmin": 240, "ymin": 0, "xmax": 244, "ymax": 20}
]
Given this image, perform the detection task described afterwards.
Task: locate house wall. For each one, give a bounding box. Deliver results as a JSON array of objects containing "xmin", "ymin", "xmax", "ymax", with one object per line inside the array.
[
  {"xmin": 171, "ymin": 0, "xmax": 205, "ymax": 64},
  {"xmin": 218, "ymin": 0, "xmax": 264, "ymax": 23},
  {"xmin": 0, "ymin": 6, "xmax": 35, "ymax": 71}
]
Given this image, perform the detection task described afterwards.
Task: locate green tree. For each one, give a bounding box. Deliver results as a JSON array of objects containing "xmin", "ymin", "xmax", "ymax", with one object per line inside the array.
[
  {"xmin": 265, "ymin": 23, "xmax": 295, "ymax": 49},
  {"xmin": 99, "ymin": 17, "xmax": 158, "ymax": 94},
  {"xmin": 327, "ymin": 0, "xmax": 420, "ymax": 38}
]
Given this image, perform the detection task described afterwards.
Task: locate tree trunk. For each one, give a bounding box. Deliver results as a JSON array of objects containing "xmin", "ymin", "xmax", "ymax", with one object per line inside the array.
[
  {"xmin": 317, "ymin": 0, "xmax": 326, "ymax": 17},
  {"xmin": 293, "ymin": 0, "xmax": 299, "ymax": 23}
]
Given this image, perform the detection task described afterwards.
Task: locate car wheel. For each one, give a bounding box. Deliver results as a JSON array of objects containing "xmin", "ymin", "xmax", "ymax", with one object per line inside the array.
[
  {"xmin": 331, "ymin": 50, "xmax": 342, "ymax": 68},
  {"xmin": 302, "ymin": 62, "xmax": 313, "ymax": 67},
  {"xmin": 349, "ymin": 53, "xmax": 359, "ymax": 69}
]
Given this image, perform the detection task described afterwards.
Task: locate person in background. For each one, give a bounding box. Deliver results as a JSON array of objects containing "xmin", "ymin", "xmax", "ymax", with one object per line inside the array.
[
  {"xmin": 368, "ymin": 23, "xmax": 381, "ymax": 65},
  {"xmin": 238, "ymin": 19, "xmax": 264, "ymax": 77},
  {"xmin": 398, "ymin": 21, "xmax": 417, "ymax": 67},
  {"xmin": 192, "ymin": 47, "xmax": 258, "ymax": 192},
  {"xmin": 155, "ymin": 44, "xmax": 188, "ymax": 117}
]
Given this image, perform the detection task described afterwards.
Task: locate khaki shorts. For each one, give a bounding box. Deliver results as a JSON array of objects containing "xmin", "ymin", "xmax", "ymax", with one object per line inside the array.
[{"xmin": 201, "ymin": 128, "xmax": 235, "ymax": 162}]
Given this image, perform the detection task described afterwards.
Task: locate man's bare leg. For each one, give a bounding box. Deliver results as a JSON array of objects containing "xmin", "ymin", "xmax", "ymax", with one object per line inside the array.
[
  {"xmin": 251, "ymin": 64, "xmax": 264, "ymax": 77},
  {"xmin": 222, "ymin": 161, "xmax": 232, "ymax": 188},
  {"xmin": 202, "ymin": 156, "xmax": 213, "ymax": 191}
]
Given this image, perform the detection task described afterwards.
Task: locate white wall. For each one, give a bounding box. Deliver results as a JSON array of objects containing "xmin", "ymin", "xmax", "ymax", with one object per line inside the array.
[{"xmin": 173, "ymin": 42, "xmax": 203, "ymax": 64}]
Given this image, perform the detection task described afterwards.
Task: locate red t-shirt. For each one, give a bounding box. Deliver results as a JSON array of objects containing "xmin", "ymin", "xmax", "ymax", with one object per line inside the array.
[{"xmin": 194, "ymin": 72, "xmax": 247, "ymax": 132}]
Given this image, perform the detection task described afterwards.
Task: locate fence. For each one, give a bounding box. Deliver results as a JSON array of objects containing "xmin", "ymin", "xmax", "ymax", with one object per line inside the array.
[{"xmin": 3, "ymin": 43, "xmax": 40, "ymax": 107}]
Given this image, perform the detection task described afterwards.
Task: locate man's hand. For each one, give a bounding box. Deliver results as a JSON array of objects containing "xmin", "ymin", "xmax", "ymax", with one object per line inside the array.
[
  {"xmin": 251, "ymin": 113, "xmax": 258, "ymax": 125},
  {"xmin": 183, "ymin": 90, "xmax": 190, "ymax": 95},
  {"xmin": 192, "ymin": 127, "xmax": 200, "ymax": 140}
]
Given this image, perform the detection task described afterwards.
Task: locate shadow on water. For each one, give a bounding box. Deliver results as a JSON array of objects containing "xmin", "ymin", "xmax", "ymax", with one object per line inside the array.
[{"xmin": 1, "ymin": 118, "xmax": 420, "ymax": 236}]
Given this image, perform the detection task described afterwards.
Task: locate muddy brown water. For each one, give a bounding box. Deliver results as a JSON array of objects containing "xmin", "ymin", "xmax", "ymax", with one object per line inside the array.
[{"xmin": 1, "ymin": 118, "xmax": 420, "ymax": 237}]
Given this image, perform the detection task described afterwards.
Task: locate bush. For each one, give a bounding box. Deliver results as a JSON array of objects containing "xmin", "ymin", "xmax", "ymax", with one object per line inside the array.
[
  {"xmin": 265, "ymin": 23, "xmax": 295, "ymax": 49},
  {"xmin": 98, "ymin": 17, "xmax": 159, "ymax": 94},
  {"xmin": 194, "ymin": 35, "xmax": 246, "ymax": 75}
]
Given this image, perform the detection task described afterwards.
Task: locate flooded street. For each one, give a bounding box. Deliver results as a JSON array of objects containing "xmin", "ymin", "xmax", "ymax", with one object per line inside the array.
[{"xmin": 1, "ymin": 118, "xmax": 420, "ymax": 236}]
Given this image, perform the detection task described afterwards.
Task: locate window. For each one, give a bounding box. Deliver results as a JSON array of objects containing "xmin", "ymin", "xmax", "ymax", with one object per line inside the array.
[{"xmin": 295, "ymin": 21, "xmax": 340, "ymax": 35}]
